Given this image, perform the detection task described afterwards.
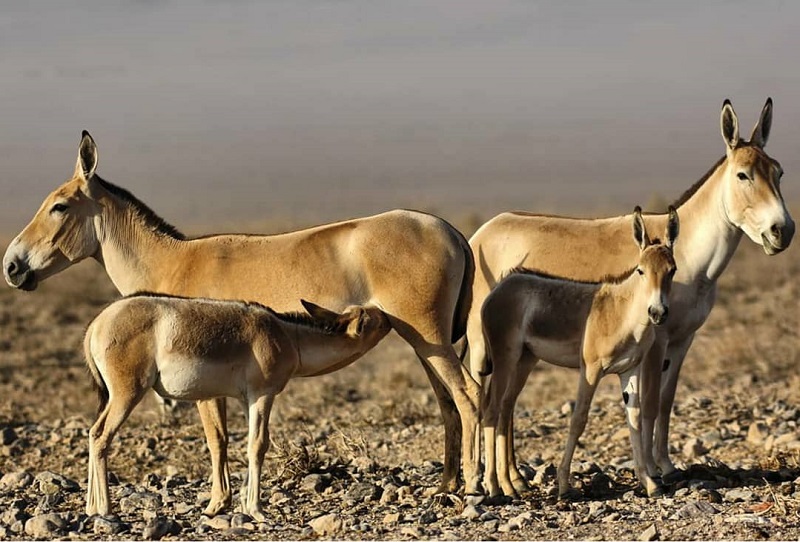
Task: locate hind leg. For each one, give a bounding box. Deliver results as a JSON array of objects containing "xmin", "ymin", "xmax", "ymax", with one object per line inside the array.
[
  {"xmin": 418, "ymin": 360, "xmax": 462, "ymax": 494},
  {"xmin": 198, "ymin": 398, "xmax": 231, "ymax": 516},
  {"xmin": 241, "ymin": 394, "xmax": 275, "ymax": 522},
  {"xmin": 87, "ymin": 391, "xmax": 144, "ymax": 516},
  {"xmin": 505, "ymin": 352, "xmax": 537, "ymax": 494}
]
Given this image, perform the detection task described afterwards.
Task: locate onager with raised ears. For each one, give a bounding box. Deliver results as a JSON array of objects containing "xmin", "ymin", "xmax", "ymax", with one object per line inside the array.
[
  {"xmin": 3, "ymin": 131, "xmax": 481, "ymax": 515},
  {"xmin": 84, "ymin": 295, "xmax": 391, "ymax": 520},
  {"xmin": 468, "ymin": 98, "xmax": 794, "ymax": 492},
  {"xmin": 482, "ymin": 208, "xmax": 679, "ymax": 499}
]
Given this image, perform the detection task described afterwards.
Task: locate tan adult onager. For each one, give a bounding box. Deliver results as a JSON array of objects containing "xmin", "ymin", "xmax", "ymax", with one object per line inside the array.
[
  {"xmin": 3, "ymin": 132, "xmax": 481, "ymax": 515},
  {"xmin": 468, "ymin": 97, "xmax": 794, "ymax": 491}
]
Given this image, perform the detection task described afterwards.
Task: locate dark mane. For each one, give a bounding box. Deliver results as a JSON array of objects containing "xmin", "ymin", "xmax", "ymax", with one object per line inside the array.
[
  {"xmin": 123, "ymin": 291, "xmax": 348, "ymax": 335},
  {"xmin": 96, "ymin": 176, "xmax": 185, "ymax": 240},
  {"xmin": 509, "ymin": 265, "xmax": 637, "ymax": 286},
  {"xmin": 671, "ymin": 155, "xmax": 727, "ymax": 208}
]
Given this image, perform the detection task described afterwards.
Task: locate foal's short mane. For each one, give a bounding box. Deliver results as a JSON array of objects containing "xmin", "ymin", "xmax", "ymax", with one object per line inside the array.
[
  {"xmin": 509, "ymin": 265, "xmax": 636, "ymax": 285},
  {"xmin": 96, "ymin": 176, "xmax": 185, "ymax": 240},
  {"xmin": 123, "ymin": 291, "xmax": 351, "ymax": 335}
]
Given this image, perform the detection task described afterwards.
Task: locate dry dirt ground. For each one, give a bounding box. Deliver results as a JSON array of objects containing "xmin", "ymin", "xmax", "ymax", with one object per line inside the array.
[{"xmin": 0, "ymin": 213, "xmax": 798, "ymax": 541}]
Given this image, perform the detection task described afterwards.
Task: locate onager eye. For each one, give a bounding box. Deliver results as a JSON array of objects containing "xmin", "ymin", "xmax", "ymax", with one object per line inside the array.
[
  {"xmin": 737, "ymin": 172, "xmax": 750, "ymax": 181},
  {"xmin": 50, "ymin": 203, "xmax": 69, "ymax": 214},
  {"xmin": 636, "ymin": 268, "xmax": 644, "ymax": 276}
]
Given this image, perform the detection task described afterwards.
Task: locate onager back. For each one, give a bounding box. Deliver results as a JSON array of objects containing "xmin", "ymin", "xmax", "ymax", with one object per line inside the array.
[
  {"xmin": 83, "ymin": 294, "xmax": 390, "ymax": 520},
  {"xmin": 482, "ymin": 207, "xmax": 679, "ymax": 500}
]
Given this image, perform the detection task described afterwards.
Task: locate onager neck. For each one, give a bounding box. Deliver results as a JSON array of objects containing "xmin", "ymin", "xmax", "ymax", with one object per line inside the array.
[
  {"xmin": 92, "ymin": 189, "xmax": 185, "ymax": 295},
  {"xmin": 290, "ymin": 323, "xmax": 376, "ymax": 377},
  {"xmin": 674, "ymin": 160, "xmax": 743, "ymax": 284}
]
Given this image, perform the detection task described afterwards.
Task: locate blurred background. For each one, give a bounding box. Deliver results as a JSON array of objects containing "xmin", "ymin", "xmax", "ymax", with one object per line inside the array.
[{"xmin": 2, "ymin": 0, "xmax": 799, "ymax": 234}]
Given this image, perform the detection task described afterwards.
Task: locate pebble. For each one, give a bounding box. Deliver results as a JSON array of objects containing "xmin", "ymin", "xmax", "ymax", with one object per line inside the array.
[
  {"xmin": 143, "ymin": 517, "xmax": 181, "ymax": 540},
  {"xmin": 747, "ymin": 422, "xmax": 769, "ymax": 445},
  {"xmin": 2, "ymin": 426, "xmax": 18, "ymax": 445},
  {"xmin": 0, "ymin": 471, "xmax": 33, "ymax": 491},
  {"xmin": 309, "ymin": 512, "xmax": 343, "ymax": 536},
  {"xmin": 461, "ymin": 505, "xmax": 481, "ymax": 520},
  {"xmin": 675, "ymin": 501, "xmax": 719, "ymax": 519},
  {"xmin": 119, "ymin": 491, "xmax": 162, "ymax": 514},
  {"xmin": 639, "ymin": 523, "xmax": 658, "ymax": 541},
  {"xmin": 380, "ymin": 483, "xmax": 399, "ymax": 504},
  {"xmin": 682, "ymin": 437, "xmax": 707, "ymax": 459},
  {"xmin": 302, "ymin": 473, "xmax": 328, "ymax": 493},
  {"xmin": 94, "ymin": 515, "xmax": 129, "ymax": 535},
  {"xmin": 346, "ymin": 482, "xmax": 381, "ymax": 503},
  {"xmin": 561, "ymin": 401, "xmax": 575, "ymax": 416},
  {"xmin": 231, "ymin": 513, "xmax": 255, "ymax": 530},
  {"xmin": 383, "ymin": 512, "xmax": 400, "ymax": 524},
  {"xmin": 724, "ymin": 488, "xmax": 755, "ymax": 502},
  {"xmin": 202, "ymin": 514, "xmax": 231, "ymax": 530},
  {"xmin": 25, "ymin": 513, "xmax": 66, "ymax": 537},
  {"xmin": 400, "ymin": 525, "xmax": 423, "ymax": 539}
]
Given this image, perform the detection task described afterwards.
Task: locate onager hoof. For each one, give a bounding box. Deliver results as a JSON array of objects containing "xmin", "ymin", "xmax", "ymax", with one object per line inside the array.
[
  {"xmin": 202, "ymin": 497, "xmax": 231, "ymax": 518},
  {"xmin": 511, "ymin": 476, "xmax": 531, "ymax": 494},
  {"xmin": 645, "ymin": 479, "xmax": 666, "ymax": 498},
  {"xmin": 483, "ymin": 494, "xmax": 515, "ymax": 506}
]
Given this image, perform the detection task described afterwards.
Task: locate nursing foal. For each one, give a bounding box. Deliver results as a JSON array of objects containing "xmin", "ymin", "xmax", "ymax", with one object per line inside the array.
[
  {"xmin": 84, "ymin": 294, "xmax": 390, "ymax": 520},
  {"xmin": 482, "ymin": 207, "xmax": 679, "ymax": 500}
]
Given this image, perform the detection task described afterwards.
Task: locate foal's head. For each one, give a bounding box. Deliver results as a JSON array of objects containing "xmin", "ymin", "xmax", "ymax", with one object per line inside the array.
[
  {"xmin": 300, "ymin": 299, "xmax": 391, "ymax": 347},
  {"xmin": 631, "ymin": 207, "xmax": 679, "ymax": 326}
]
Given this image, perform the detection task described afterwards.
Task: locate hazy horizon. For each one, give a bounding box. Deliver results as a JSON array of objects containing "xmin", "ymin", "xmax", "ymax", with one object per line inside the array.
[{"xmin": 2, "ymin": 1, "xmax": 799, "ymax": 233}]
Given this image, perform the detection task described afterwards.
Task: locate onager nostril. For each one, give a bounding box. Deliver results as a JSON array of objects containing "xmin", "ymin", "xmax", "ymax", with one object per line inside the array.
[{"xmin": 6, "ymin": 261, "xmax": 17, "ymax": 276}]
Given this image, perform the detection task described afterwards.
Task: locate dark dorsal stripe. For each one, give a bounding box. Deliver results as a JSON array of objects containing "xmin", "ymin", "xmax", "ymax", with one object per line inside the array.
[
  {"xmin": 671, "ymin": 154, "xmax": 727, "ymax": 208},
  {"xmin": 96, "ymin": 176, "xmax": 185, "ymax": 240},
  {"xmin": 509, "ymin": 265, "xmax": 637, "ymax": 286},
  {"xmin": 123, "ymin": 291, "xmax": 350, "ymax": 335}
]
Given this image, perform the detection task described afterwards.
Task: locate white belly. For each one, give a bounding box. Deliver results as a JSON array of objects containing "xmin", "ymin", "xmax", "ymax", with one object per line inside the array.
[
  {"xmin": 154, "ymin": 355, "xmax": 246, "ymax": 401},
  {"xmin": 526, "ymin": 337, "xmax": 582, "ymax": 369}
]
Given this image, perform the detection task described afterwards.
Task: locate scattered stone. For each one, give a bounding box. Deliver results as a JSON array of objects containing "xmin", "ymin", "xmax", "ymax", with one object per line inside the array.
[
  {"xmin": 533, "ymin": 463, "xmax": 557, "ymax": 485},
  {"xmin": 302, "ymin": 473, "xmax": 328, "ymax": 493},
  {"xmin": 309, "ymin": 512, "xmax": 343, "ymax": 536},
  {"xmin": 2, "ymin": 426, "xmax": 18, "ymax": 445},
  {"xmin": 675, "ymin": 501, "xmax": 719, "ymax": 519},
  {"xmin": 0, "ymin": 471, "xmax": 33, "ymax": 490},
  {"xmin": 202, "ymin": 515, "xmax": 231, "ymax": 530},
  {"xmin": 380, "ymin": 483, "xmax": 399, "ymax": 504},
  {"xmin": 683, "ymin": 437, "xmax": 707, "ymax": 459},
  {"xmin": 588, "ymin": 501, "xmax": 608, "ymax": 519},
  {"xmin": 383, "ymin": 512, "xmax": 400, "ymax": 524},
  {"xmin": 400, "ymin": 525, "xmax": 423, "ymax": 539},
  {"xmin": 419, "ymin": 510, "xmax": 437, "ymax": 524},
  {"xmin": 119, "ymin": 491, "xmax": 162, "ymax": 514},
  {"xmin": 230, "ymin": 513, "xmax": 255, "ymax": 530},
  {"xmin": 561, "ymin": 401, "xmax": 575, "ymax": 416},
  {"xmin": 461, "ymin": 504, "xmax": 481, "ymax": 520},
  {"xmin": 724, "ymin": 488, "xmax": 755, "ymax": 502},
  {"xmin": 143, "ymin": 516, "xmax": 181, "ymax": 540},
  {"xmin": 640, "ymin": 523, "xmax": 659, "ymax": 541},
  {"xmin": 479, "ymin": 510, "xmax": 499, "ymax": 522},
  {"xmin": 25, "ymin": 513, "xmax": 66, "ymax": 538},
  {"xmin": 269, "ymin": 489, "xmax": 291, "ymax": 505},
  {"xmin": 509, "ymin": 511, "xmax": 534, "ymax": 529},
  {"xmin": 346, "ymin": 482, "xmax": 381, "ymax": 503},
  {"xmin": 747, "ymin": 422, "xmax": 769, "ymax": 445},
  {"xmin": 94, "ymin": 515, "xmax": 129, "ymax": 535},
  {"xmin": 351, "ymin": 456, "xmax": 378, "ymax": 473}
]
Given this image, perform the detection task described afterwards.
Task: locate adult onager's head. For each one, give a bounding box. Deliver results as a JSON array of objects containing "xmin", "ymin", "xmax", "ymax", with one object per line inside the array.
[
  {"xmin": 718, "ymin": 98, "xmax": 794, "ymax": 254},
  {"xmin": 4, "ymin": 131, "xmax": 107, "ymax": 290},
  {"xmin": 480, "ymin": 206, "xmax": 680, "ymax": 500},
  {"xmin": 84, "ymin": 295, "xmax": 390, "ymax": 520},
  {"xmin": 2, "ymin": 130, "xmax": 480, "ymax": 510}
]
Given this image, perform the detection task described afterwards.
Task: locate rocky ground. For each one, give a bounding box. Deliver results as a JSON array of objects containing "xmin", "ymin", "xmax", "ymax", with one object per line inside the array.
[{"xmin": 0, "ymin": 224, "xmax": 798, "ymax": 540}]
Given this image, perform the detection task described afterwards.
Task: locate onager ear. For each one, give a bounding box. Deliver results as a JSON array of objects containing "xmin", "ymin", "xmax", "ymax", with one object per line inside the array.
[
  {"xmin": 346, "ymin": 309, "xmax": 367, "ymax": 337},
  {"xmin": 300, "ymin": 299, "xmax": 341, "ymax": 322},
  {"xmin": 632, "ymin": 206, "xmax": 649, "ymax": 251},
  {"xmin": 665, "ymin": 205, "xmax": 680, "ymax": 249},
  {"xmin": 75, "ymin": 130, "xmax": 98, "ymax": 182},
  {"xmin": 749, "ymin": 97, "xmax": 773, "ymax": 148},
  {"xmin": 720, "ymin": 99, "xmax": 739, "ymax": 151}
]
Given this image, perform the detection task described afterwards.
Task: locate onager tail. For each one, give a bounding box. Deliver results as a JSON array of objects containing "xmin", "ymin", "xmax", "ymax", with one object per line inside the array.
[
  {"xmin": 451, "ymin": 226, "xmax": 475, "ymax": 345},
  {"xmin": 83, "ymin": 326, "xmax": 108, "ymax": 416}
]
